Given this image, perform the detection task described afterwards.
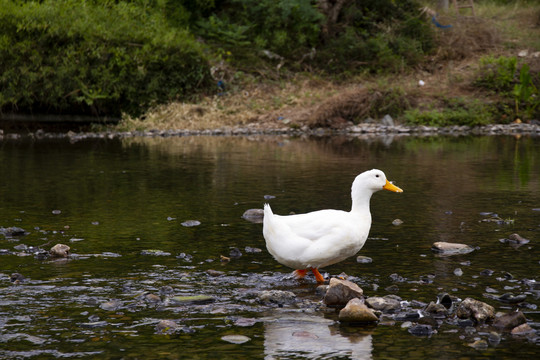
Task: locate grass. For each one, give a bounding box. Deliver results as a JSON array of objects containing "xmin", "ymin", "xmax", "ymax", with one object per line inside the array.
[{"xmin": 115, "ymin": 1, "xmax": 540, "ymax": 131}]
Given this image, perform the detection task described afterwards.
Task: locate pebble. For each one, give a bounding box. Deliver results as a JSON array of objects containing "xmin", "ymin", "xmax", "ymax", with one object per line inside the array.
[
  {"xmin": 258, "ymin": 290, "xmax": 296, "ymax": 305},
  {"xmin": 365, "ymin": 296, "xmax": 401, "ymax": 312},
  {"xmin": 493, "ymin": 311, "xmax": 527, "ymax": 331},
  {"xmin": 221, "ymin": 335, "xmax": 251, "ymax": 344},
  {"xmin": 242, "ymin": 209, "xmax": 264, "ymax": 223},
  {"xmin": 356, "ymin": 256, "xmax": 372, "ymax": 264},
  {"xmin": 431, "ymin": 242, "xmax": 474, "ymax": 256},
  {"xmin": 181, "ymin": 220, "xmax": 201, "ymax": 227},
  {"xmin": 49, "ymin": 244, "xmax": 70, "ymax": 258},
  {"xmin": 408, "ymin": 324, "xmax": 433, "ymax": 337}
]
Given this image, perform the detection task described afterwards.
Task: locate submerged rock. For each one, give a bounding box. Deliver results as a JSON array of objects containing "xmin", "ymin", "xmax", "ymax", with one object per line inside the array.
[
  {"xmin": 242, "ymin": 208, "xmax": 265, "ymax": 223},
  {"xmin": 408, "ymin": 324, "xmax": 434, "ymax": 337},
  {"xmin": 181, "ymin": 220, "xmax": 201, "ymax": 227},
  {"xmin": 50, "ymin": 243, "xmax": 70, "ymax": 258},
  {"xmin": 323, "ymin": 278, "xmax": 364, "ymax": 307},
  {"xmin": 339, "ymin": 298, "xmax": 378, "ymax": 323},
  {"xmin": 221, "ymin": 334, "xmax": 251, "ymax": 344},
  {"xmin": 140, "ymin": 249, "xmax": 171, "ymax": 256},
  {"xmin": 511, "ymin": 323, "xmax": 535, "ymax": 335},
  {"xmin": 258, "ymin": 290, "xmax": 296, "ymax": 305},
  {"xmin": 0, "ymin": 226, "xmax": 28, "ymax": 238},
  {"xmin": 10, "ymin": 273, "xmax": 25, "ymax": 284},
  {"xmin": 155, "ymin": 320, "xmax": 179, "ymax": 334},
  {"xmin": 499, "ymin": 233, "xmax": 530, "ymax": 247},
  {"xmin": 170, "ymin": 295, "xmax": 215, "ymax": 305},
  {"xmin": 456, "ymin": 298, "xmax": 495, "ymax": 324},
  {"xmin": 100, "ymin": 299, "xmax": 123, "ymax": 311},
  {"xmin": 431, "ymin": 242, "xmax": 474, "ymax": 256}
]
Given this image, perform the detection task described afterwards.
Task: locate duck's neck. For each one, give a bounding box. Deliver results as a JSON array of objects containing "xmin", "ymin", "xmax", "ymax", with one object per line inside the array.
[{"xmin": 350, "ymin": 192, "xmax": 373, "ymax": 214}]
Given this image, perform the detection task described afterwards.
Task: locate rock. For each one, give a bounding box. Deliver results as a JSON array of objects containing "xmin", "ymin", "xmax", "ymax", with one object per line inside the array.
[
  {"xmin": 394, "ymin": 312, "xmax": 421, "ymax": 322},
  {"xmin": 365, "ymin": 296, "xmax": 401, "ymax": 312},
  {"xmin": 140, "ymin": 249, "xmax": 171, "ymax": 256},
  {"xmin": 356, "ymin": 255, "xmax": 372, "ymax": 263},
  {"xmin": 242, "ymin": 208, "xmax": 264, "ymax": 223},
  {"xmin": 493, "ymin": 311, "xmax": 527, "ymax": 331},
  {"xmin": 456, "ymin": 298, "xmax": 495, "ymax": 323},
  {"xmin": 176, "ymin": 252, "xmax": 193, "ymax": 262},
  {"xmin": 454, "ymin": 268, "xmax": 463, "ymax": 276},
  {"xmin": 468, "ymin": 339, "xmax": 488, "ymax": 350},
  {"xmin": 258, "ymin": 290, "xmax": 296, "ymax": 305},
  {"xmin": 181, "ymin": 220, "xmax": 201, "ymax": 227},
  {"xmin": 511, "ymin": 323, "xmax": 535, "ymax": 335},
  {"xmin": 10, "ymin": 273, "xmax": 25, "ymax": 284},
  {"xmin": 408, "ymin": 324, "xmax": 433, "ymax": 336},
  {"xmin": 170, "ymin": 295, "xmax": 215, "ymax": 305},
  {"xmin": 100, "ymin": 299, "xmax": 122, "ymax": 311},
  {"xmin": 244, "ymin": 246, "xmax": 262, "ymax": 253},
  {"xmin": 381, "ymin": 114, "xmax": 394, "ymax": 126},
  {"xmin": 323, "ymin": 278, "xmax": 364, "ymax": 307},
  {"xmin": 437, "ymin": 293, "xmax": 454, "ymax": 310},
  {"xmin": 0, "ymin": 226, "xmax": 28, "ymax": 237},
  {"xmin": 488, "ymin": 331, "xmax": 501, "ymax": 345},
  {"xmin": 339, "ymin": 298, "xmax": 378, "ymax": 323},
  {"xmin": 496, "ymin": 293, "xmax": 527, "ymax": 304},
  {"xmin": 392, "ymin": 218, "xmax": 403, "ymax": 226},
  {"xmin": 431, "ymin": 242, "xmax": 474, "ymax": 256},
  {"xmin": 221, "ymin": 335, "xmax": 251, "ymax": 344},
  {"xmin": 155, "ymin": 320, "xmax": 179, "ymax": 334},
  {"xmin": 206, "ymin": 269, "xmax": 225, "ymax": 277},
  {"xmin": 229, "ymin": 247, "xmax": 242, "ymax": 258},
  {"xmin": 50, "ymin": 243, "xmax": 70, "ymax": 258},
  {"xmin": 499, "ymin": 233, "xmax": 530, "ymax": 247},
  {"xmin": 145, "ymin": 293, "xmax": 161, "ymax": 303},
  {"xmin": 424, "ymin": 302, "xmax": 448, "ymax": 318}
]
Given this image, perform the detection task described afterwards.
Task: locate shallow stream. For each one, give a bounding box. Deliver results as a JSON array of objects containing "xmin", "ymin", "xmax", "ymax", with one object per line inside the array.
[{"xmin": 1, "ymin": 134, "xmax": 539, "ymax": 359}]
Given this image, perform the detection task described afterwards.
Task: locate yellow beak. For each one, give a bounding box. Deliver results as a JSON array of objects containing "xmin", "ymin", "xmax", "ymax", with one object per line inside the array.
[{"xmin": 383, "ymin": 179, "xmax": 403, "ymax": 193}]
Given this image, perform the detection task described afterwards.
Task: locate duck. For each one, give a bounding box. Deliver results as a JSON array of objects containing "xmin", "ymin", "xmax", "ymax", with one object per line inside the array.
[{"xmin": 262, "ymin": 169, "xmax": 403, "ymax": 283}]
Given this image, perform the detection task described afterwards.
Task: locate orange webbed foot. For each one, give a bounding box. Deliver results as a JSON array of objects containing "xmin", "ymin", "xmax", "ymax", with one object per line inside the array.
[
  {"xmin": 293, "ymin": 269, "xmax": 308, "ymax": 279},
  {"xmin": 310, "ymin": 268, "xmax": 325, "ymax": 283}
]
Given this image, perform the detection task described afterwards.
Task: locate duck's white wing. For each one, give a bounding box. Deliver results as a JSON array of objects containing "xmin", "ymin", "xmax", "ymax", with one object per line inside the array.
[{"xmin": 263, "ymin": 204, "xmax": 371, "ymax": 269}]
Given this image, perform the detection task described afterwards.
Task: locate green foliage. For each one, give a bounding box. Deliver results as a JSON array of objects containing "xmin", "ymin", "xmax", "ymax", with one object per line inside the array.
[
  {"xmin": 404, "ymin": 99, "xmax": 493, "ymax": 127},
  {"xmin": 314, "ymin": 0, "xmax": 434, "ymax": 74},
  {"xmin": 512, "ymin": 64, "xmax": 539, "ymax": 118},
  {"xmin": 0, "ymin": 0, "xmax": 213, "ymax": 116},
  {"xmin": 474, "ymin": 55, "xmax": 539, "ymax": 119},
  {"xmin": 197, "ymin": 0, "xmax": 324, "ymax": 58},
  {"xmin": 474, "ymin": 55, "xmax": 517, "ymax": 92}
]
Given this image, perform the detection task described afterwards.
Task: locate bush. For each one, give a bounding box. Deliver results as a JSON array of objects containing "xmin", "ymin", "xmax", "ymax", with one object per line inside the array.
[
  {"xmin": 474, "ymin": 55, "xmax": 517, "ymax": 92},
  {"xmin": 0, "ymin": 0, "xmax": 214, "ymax": 116},
  {"xmin": 404, "ymin": 99, "xmax": 493, "ymax": 127}
]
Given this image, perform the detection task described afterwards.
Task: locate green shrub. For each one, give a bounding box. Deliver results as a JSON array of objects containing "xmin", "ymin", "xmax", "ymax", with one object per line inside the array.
[
  {"xmin": 404, "ymin": 99, "xmax": 493, "ymax": 127},
  {"xmin": 474, "ymin": 55, "xmax": 517, "ymax": 92},
  {"xmin": 0, "ymin": 0, "xmax": 213, "ymax": 116}
]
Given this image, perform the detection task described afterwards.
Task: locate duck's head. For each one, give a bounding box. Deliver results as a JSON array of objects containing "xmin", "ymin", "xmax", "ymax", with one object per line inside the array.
[{"xmin": 352, "ymin": 169, "xmax": 403, "ymax": 197}]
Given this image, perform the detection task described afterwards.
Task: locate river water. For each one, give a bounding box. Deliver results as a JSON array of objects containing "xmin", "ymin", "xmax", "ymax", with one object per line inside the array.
[{"xmin": 0, "ymin": 133, "xmax": 539, "ymax": 359}]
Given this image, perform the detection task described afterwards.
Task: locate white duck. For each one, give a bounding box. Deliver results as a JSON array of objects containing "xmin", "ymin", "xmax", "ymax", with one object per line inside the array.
[{"xmin": 263, "ymin": 169, "xmax": 403, "ymax": 283}]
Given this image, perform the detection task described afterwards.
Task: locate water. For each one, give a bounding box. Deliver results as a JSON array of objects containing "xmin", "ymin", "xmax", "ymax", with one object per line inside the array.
[{"xmin": 0, "ymin": 134, "xmax": 539, "ymax": 359}]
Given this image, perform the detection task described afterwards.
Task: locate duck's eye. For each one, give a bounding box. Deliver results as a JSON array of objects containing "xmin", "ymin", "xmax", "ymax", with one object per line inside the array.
[{"xmin": 375, "ymin": 174, "xmax": 379, "ymax": 178}]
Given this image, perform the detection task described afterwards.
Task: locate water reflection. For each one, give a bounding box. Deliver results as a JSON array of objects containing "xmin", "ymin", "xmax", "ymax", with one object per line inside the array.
[{"xmin": 263, "ymin": 311, "xmax": 373, "ymax": 359}]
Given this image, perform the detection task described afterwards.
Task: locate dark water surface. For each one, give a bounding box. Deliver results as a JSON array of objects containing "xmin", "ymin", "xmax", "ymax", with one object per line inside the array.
[{"xmin": 1, "ymin": 134, "xmax": 539, "ymax": 359}]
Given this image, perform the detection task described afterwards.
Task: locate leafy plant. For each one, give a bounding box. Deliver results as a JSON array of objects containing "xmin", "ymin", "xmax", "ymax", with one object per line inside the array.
[{"xmin": 513, "ymin": 64, "xmax": 538, "ymax": 119}]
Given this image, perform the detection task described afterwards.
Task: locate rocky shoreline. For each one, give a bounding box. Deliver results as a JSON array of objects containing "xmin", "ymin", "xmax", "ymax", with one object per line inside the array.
[{"xmin": 1, "ymin": 122, "xmax": 540, "ymax": 141}]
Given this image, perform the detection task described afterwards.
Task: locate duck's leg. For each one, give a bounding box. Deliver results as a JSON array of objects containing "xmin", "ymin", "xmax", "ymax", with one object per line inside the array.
[
  {"xmin": 293, "ymin": 269, "xmax": 308, "ymax": 279},
  {"xmin": 310, "ymin": 268, "xmax": 325, "ymax": 283}
]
